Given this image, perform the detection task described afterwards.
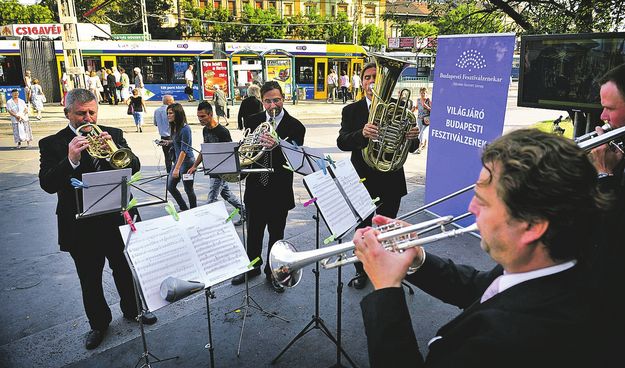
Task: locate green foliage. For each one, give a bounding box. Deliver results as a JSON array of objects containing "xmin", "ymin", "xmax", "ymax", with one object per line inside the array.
[
  {"xmin": 401, "ymin": 22, "xmax": 438, "ymax": 38},
  {"xmin": 0, "ymin": 0, "xmax": 55, "ymax": 25},
  {"xmin": 286, "ymin": 11, "xmax": 324, "ymax": 40},
  {"xmin": 436, "ymin": 2, "xmax": 506, "ymax": 35},
  {"xmin": 326, "ymin": 12, "xmax": 353, "ymax": 43},
  {"xmin": 239, "ymin": 4, "xmax": 286, "ymax": 41},
  {"xmin": 183, "ymin": 2, "xmax": 241, "ymax": 41},
  {"xmin": 359, "ymin": 23, "xmax": 385, "ymax": 49}
]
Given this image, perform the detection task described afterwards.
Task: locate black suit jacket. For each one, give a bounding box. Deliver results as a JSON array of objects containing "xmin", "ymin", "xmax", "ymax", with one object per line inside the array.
[
  {"xmin": 243, "ymin": 110, "xmax": 305, "ymax": 210},
  {"xmin": 361, "ymin": 253, "xmax": 597, "ymax": 368},
  {"xmin": 237, "ymin": 96, "xmax": 263, "ymax": 130},
  {"xmin": 337, "ymin": 98, "xmax": 417, "ymax": 203},
  {"xmin": 39, "ymin": 125, "xmax": 140, "ymax": 252}
]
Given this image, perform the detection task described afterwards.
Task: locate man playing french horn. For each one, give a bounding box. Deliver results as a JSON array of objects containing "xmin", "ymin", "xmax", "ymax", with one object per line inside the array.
[
  {"xmin": 38, "ymin": 88, "xmax": 156, "ymax": 351},
  {"xmin": 230, "ymin": 81, "xmax": 306, "ymax": 293},
  {"xmin": 337, "ymin": 62, "xmax": 420, "ymax": 289}
]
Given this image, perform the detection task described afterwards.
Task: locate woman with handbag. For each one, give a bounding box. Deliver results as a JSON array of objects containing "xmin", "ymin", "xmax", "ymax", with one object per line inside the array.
[
  {"xmin": 29, "ymin": 79, "xmax": 45, "ymax": 120},
  {"xmin": 127, "ymin": 88, "xmax": 147, "ymax": 132}
]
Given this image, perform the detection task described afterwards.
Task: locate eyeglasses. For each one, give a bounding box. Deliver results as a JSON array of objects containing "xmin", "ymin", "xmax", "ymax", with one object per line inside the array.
[{"xmin": 263, "ymin": 98, "xmax": 283, "ymax": 104}]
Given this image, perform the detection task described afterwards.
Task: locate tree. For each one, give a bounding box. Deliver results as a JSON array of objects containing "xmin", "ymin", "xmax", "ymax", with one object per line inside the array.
[
  {"xmin": 286, "ymin": 11, "xmax": 324, "ymax": 40},
  {"xmin": 436, "ymin": 2, "xmax": 508, "ymax": 35},
  {"xmin": 0, "ymin": 0, "xmax": 55, "ymax": 25},
  {"xmin": 239, "ymin": 4, "xmax": 286, "ymax": 42},
  {"xmin": 326, "ymin": 12, "xmax": 353, "ymax": 43},
  {"xmin": 183, "ymin": 2, "xmax": 241, "ymax": 41},
  {"xmin": 359, "ymin": 23, "xmax": 385, "ymax": 50}
]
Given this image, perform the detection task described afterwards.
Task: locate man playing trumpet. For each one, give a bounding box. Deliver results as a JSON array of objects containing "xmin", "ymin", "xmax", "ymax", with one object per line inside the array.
[
  {"xmin": 39, "ymin": 88, "xmax": 156, "ymax": 350},
  {"xmin": 354, "ymin": 129, "xmax": 607, "ymax": 367}
]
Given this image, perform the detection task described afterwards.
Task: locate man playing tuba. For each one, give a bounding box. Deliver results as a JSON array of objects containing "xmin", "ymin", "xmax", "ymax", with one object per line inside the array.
[{"xmin": 337, "ymin": 62, "xmax": 420, "ymax": 289}]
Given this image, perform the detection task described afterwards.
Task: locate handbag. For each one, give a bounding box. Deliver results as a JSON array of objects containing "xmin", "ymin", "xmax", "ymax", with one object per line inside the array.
[
  {"xmin": 423, "ymin": 116, "xmax": 430, "ymax": 126},
  {"xmin": 127, "ymin": 104, "xmax": 134, "ymax": 115},
  {"xmin": 184, "ymin": 86, "xmax": 192, "ymax": 95}
]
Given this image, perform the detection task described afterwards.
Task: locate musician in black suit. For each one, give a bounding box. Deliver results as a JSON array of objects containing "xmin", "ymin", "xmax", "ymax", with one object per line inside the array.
[
  {"xmin": 354, "ymin": 129, "xmax": 606, "ymax": 367},
  {"xmin": 230, "ymin": 81, "xmax": 306, "ymax": 292},
  {"xmin": 38, "ymin": 89, "xmax": 155, "ymax": 350},
  {"xmin": 337, "ymin": 62, "xmax": 419, "ymax": 289}
]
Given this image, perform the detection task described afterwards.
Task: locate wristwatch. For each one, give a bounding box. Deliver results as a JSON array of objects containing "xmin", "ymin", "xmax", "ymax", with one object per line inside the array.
[{"xmin": 597, "ymin": 172, "xmax": 614, "ymax": 179}]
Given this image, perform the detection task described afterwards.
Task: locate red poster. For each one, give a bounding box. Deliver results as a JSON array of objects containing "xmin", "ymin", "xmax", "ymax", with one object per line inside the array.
[{"xmin": 200, "ymin": 59, "xmax": 229, "ymax": 100}]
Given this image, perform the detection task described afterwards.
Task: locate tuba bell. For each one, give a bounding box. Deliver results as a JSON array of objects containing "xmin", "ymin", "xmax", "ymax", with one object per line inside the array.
[
  {"xmin": 76, "ymin": 123, "xmax": 134, "ymax": 169},
  {"xmin": 362, "ymin": 53, "xmax": 418, "ymax": 172}
]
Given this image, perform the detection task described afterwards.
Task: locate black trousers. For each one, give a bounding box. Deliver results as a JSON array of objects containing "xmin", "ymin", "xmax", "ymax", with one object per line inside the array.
[
  {"xmin": 354, "ymin": 196, "xmax": 402, "ymax": 274},
  {"xmin": 246, "ymin": 204, "xmax": 289, "ymax": 276},
  {"xmin": 69, "ymin": 243, "xmax": 138, "ymax": 330}
]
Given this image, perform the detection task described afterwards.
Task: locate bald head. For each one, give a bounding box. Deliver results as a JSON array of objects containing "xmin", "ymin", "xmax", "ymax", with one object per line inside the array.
[{"xmin": 162, "ymin": 95, "xmax": 174, "ymax": 105}]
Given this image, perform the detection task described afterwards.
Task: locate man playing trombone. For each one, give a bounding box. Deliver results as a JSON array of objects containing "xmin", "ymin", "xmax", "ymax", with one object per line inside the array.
[{"xmin": 354, "ymin": 129, "xmax": 606, "ymax": 367}]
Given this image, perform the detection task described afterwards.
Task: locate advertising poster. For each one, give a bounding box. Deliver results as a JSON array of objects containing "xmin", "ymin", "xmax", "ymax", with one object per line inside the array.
[
  {"xmin": 265, "ymin": 58, "xmax": 293, "ymax": 100},
  {"xmin": 424, "ymin": 33, "xmax": 515, "ymax": 227},
  {"xmin": 200, "ymin": 59, "xmax": 229, "ymax": 100}
]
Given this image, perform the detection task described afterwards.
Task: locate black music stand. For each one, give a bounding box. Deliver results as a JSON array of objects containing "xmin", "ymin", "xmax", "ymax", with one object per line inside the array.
[
  {"xmin": 271, "ymin": 208, "xmax": 357, "ymax": 368},
  {"xmin": 220, "ymin": 152, "xmax": 287, "ymax": 357},
  {"xmin": 204, "ymin": 287, "xmax": 216, "ymax": 368}
]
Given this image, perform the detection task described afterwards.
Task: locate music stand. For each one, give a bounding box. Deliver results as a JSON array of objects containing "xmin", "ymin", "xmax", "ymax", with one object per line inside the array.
[
  {"xmin": 78, "ymin": 172, "xmax": 178, "ymax": 368},
  {"xmin": 211, "ymin": 145, "xmax": 287, "ymax": 357},
  {"xmin": 271, "ymin": 209, "xmax": 357, "ymax": 367}
]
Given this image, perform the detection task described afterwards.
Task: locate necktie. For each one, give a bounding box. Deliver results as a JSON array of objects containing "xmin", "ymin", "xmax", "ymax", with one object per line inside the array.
[
  {"xmin": 480, "ymin": 275, "xmax": 502, "ymax": 303},
  {"xmin": 259, "ymin": 153, "xmax": 270, "ymax": 186}
]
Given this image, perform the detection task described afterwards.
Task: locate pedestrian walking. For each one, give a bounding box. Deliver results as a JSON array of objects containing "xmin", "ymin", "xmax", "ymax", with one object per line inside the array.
[
  {"xmin": 6, "ymin": 89, "xmax": 32, "ymax": 148},
  {"xmin": 127, "ymin": 88, "xmax": 146, "ymax": 132},
  {"xmin": 212, "ymin": 84, "xmax": 229, "ymax": 126},
  {"xmin": 29, "ymin": 78, "xmax": 45, "ymax": 120},
  {"xmin": 184, "ymin": 64, "xmax": 195, "ymax": 102},
  {"xmin": 119, "ymin": 67, "xmax": 130, "ymax": 103}
]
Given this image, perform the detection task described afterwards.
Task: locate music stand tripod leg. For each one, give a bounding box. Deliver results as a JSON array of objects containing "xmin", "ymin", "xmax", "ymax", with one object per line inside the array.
[
  {"xmin": 205, "ymin": 287, "xmax": 216, "ymax": 368},
  {"xmin": 225, "ymin": 178, "xmax": 289, "ymax": 357}
]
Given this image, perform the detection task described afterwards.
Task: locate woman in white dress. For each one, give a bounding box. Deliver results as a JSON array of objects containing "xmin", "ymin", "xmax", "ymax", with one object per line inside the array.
[
  {"xmin": 6, "ymin": 89, "xmax": 33, "ymax": 148},
  {"xmin": 29, "ymin": 78, "xmax": 45, "ymax": 120},
  {"xmin": 87, "ymin": 71, "xmax": 102, "ymax": 103}
]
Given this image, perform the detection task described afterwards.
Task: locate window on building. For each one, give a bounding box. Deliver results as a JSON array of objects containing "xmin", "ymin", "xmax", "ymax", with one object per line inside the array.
[
  {"xmin": 338, "ymin": 4, "xmax": 348, "ymax": 14},
  {"xmin": 284, "ymin": 3, "xmax": 293, "ymax": 16},
  {"xmin": 365, "ymin": 5, "xmax": 375, "ymax": 18},
  {"xmin": 255, "ymin": 1, "xmax": 262, "ymax": 9},
  {"xmin": 198, "ymin": 0, "xmax": 208, "ymax": 8},
  {"xmin": 228, "ymin": 0, "xmax": 236, "ymax": 15},
  {"xmin": 213, "ymin": 1, "xmax": 221, "ymax": 8},
  {"xmin": 268, "ymin": 1, "xmax": 277, "ymax": 9}
]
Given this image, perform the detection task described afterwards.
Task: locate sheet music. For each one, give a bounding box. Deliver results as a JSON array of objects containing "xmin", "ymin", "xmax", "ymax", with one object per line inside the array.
[
  {"xmin": 201, "ymin": 142, "xmax": 239, "ymax": 174},
  {"xmin": 179, "ymin": 203, "xmax": 250, "ymax": 286},
  {"xmin": 330, "ymin": 159, "xmax": 376, "ymax": 220},
  {"xmin": 120, "ymin": 202, "xmax": 250, "ymax": 311},
  {"xmin": 303, "ymin": 170, "xmax": 356, "ymax": 237},
  {"xmin": 81, "ymin": 168, "xmax": 132, "ymax": 216},
  {"xmin": 122, "ymin": 218, "xmax": 204, "ymax": 311}
]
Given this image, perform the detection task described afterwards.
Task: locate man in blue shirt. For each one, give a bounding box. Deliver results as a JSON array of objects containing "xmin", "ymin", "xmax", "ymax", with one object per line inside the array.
[{"xmin": 154, "ymin": 95, "xmax": 175, "ymax": 173}]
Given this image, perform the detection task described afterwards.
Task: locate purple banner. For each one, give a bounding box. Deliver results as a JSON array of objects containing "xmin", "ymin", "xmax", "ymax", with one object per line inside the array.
[{"xmin": 424, "ymin": 34, "xmax": 515, "ymax": 226}]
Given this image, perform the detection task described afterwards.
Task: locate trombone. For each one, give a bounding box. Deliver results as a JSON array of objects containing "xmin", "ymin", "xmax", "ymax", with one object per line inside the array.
[{"xmin": 269, "ymin": 216, "xmax": 477, "ymax": 287}]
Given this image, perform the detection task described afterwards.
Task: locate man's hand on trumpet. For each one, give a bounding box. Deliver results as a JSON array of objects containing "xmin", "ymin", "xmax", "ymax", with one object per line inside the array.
[
  {"xmin": 353, "ymin": 215, "xmax": 424, "ymax": 290},
  {"xmin": 590, "ymin": 124, "xmax": 624, "ymax": 175}
]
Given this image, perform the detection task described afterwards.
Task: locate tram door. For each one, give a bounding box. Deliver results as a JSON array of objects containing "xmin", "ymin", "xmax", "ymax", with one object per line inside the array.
[
  {"xmin": 314, "ymin": 58, "xmax": 327, "ymax": 100},
  {"xmin": 351, "ymin": 59, "xmax": 363, "ymax": 100}
]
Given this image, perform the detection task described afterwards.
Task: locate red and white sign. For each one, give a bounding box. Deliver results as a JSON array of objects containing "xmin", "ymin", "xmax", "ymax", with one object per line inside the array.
[
  {"xmin": 10, "ymin": 24, "xmax": 62, "ymax": 37},
  {"xmin": 4, "ymin": 23, "xmax": 111, "ymax": 40},
  {"xmin": 201, "ymin": 59, "xmax": 230, "ymax": 100}
]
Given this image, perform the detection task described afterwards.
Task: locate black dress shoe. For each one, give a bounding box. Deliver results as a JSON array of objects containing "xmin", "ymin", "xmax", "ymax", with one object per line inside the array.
[
  {"xmin": 85, "ymin": 328, "xmax": 107, "ymax": 350},
  {"xmin": 352, "ymin": 272, "xmax": 369, "ymax": 290},
  {"xmin": 124, "ymin": 311, "xmax": 157, "ymax": 325},
  {"xmin": 267, "ymin": 274, "xmax": 285, "ymax": 293},
  {"xmin": 231, "ymin": 267, "xmax": 261, "ymax": 285}
]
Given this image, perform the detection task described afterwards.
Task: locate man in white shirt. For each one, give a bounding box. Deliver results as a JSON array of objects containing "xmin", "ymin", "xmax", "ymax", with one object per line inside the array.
[
  {"xmin": 184, "ymin": 64, "xmax": 195, "ymax": 102},
  {"xmin": 351, "ymin": 70, "xmax": 361, "ymax": 102},
  {"xmin": 355, "ymin": 129, "xmax": 606, "ymax": 367},
  {"xmin": 153, "ymin": 94, "xmax": 175, "ymax": 172}
]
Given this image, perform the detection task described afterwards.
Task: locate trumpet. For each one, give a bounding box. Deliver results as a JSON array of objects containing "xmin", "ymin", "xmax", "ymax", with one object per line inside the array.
[
  {"xmin": 269, "ymin": 216, "xmax": 478, "ymax": 287},
  {"xmin": 574, "ymin": 123, "xmax": 612, "ymax": 143},
  {"xmin": 76, "ymin": 123, "xmax": 134, "ymax": 169}
]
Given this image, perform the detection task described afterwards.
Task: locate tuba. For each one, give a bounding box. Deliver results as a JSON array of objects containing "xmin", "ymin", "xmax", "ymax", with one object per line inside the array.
[
  {"xmin": 362, "ymin": 53, "xmax": 417, "ymax": 172},
  {"xmin": 76, "ymin": 123, "xmax": 134, "ymax": 169},
  {"xmin": 222, "ymin": 114, "xmax": 277, "ymax": 182}
]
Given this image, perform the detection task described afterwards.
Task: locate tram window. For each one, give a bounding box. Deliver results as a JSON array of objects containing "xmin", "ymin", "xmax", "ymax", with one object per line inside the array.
[
  {"xmin": 173, "ymin": 57, "xmax": 195, "ymax": 84},
  {"xmin": 118, "ymin": 56, "xmax": 169, "ymax": 84},
  {"xmin": 83, "ymin": 57, "xmax": 101, "ymax": 73},
  {"xmin": 0, "ymin": 56, "xmax": 22, "ymax": 86},
  {"xmin": 295, "ymin": 58, "xmax": 314, "ymax": 84}
]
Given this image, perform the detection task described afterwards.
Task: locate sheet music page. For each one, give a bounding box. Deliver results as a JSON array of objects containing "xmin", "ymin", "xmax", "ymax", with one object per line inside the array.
[
  {"xmin": 121, "ymin": 217, "xmax": 204, "ymax": 312},
  {"xmin": 201, "ymin": 142, "xmax": 239, "ymax": 174},
  {"xmin": 179, "ymin": 202, "xmax": 250, "ymax": 286},
  {"xmin": 303, "ymin": 170, "xmax": 357, "ymax": 237},
  {"xmin": 331, "ymin": 159, "xmax": 376, "ymax": 220}
]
